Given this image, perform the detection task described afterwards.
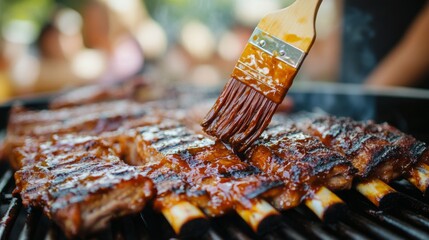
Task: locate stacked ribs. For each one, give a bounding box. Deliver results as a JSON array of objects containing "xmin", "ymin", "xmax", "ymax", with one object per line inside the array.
[
  {"xmin": 134, "ymin": 120, "xmax": 283, "ymax": 215},
  {"xmin": 245, "ymin": 123, "xmax": 356, "ymax": 209},
  {"xmin": 286, "ymin": 113, "xmax": 428, "ymax": 183},
  {"xmin": 3, "ymin": 99, "xmax": 428, "ymax": 237}
]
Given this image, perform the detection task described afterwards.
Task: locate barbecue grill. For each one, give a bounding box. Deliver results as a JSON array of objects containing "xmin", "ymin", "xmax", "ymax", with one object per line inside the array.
[{"xmin": 1, "ymin": 81, "xmax": 429, "ymax": 240}]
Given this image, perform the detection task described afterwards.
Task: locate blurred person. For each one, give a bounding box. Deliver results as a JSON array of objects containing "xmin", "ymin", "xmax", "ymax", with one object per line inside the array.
[
  {"xmin": 299, "ymin": 0, "xmax": 342, "ymax": 82},
  {"xmin": 19, "ymin": 1, "xmax": 148, "ymax": 95},
  {"xmin": 81, "ymin": 0, "xmax": 144, "ymax": 84},
  {"xmin": 3, "ymin": 6, "xmax": 106, "ymax": 95},
  {"xmin": 33, "ymin": 23, "xmax": 84, "ymax": 92},
  {"xmin": 291, "ymin": 0, "xmax": 429, "ymax": 121},
  {"xmin": 340, "ymin": 0, "xmax": 429, "ymax": 88},
  {"xmin": 299, "ymin": 0, "xmax": 429, "ymax": 90},
  {"xmin": 33, "ymin": 9, "xmax": 97, "ymax": 93}
]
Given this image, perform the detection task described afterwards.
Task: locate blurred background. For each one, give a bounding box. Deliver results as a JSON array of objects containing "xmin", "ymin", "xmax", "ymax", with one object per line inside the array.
[
  {"xmin": 0, "ymin": 0, "xmax": 343, "ymax": 103},
  {"xmin": 0, "ymin": 0, "xmax": 427, "ymax": 103}
]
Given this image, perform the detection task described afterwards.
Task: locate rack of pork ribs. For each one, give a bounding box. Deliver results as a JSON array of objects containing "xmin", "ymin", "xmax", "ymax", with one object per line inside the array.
[{"xmin": 2, "ymin": 100, "xmax": 429, "ymax": 238}]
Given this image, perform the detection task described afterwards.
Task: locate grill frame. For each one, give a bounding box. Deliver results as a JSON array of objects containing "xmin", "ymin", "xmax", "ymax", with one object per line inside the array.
[{"xmin": 1, "ymin": 84, "xmax": 429, "ymax": 239}]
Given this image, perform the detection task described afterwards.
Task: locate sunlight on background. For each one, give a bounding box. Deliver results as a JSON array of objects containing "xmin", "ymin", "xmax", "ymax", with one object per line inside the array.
[{"xmin": 0, "ymin": 0, "xmax": 340, "ymax": 102}]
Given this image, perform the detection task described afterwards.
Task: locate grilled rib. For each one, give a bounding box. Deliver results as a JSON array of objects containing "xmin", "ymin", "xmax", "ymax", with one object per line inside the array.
[
  {"xmin": 4, "ymin": 100, "xmax": 180, "ymax": 169},
  {"xmin": 291, "ymin": 114, "xmax": 427, "ymax": 182},
  {"xmin": 289, "ymin": 114, "xmax": 422, "ymax": 183},
  {"xmin": 363, "ymin": 121, "xmax": 428, "ymax": 165},
  {"xmin": 49, "ymin": 78, "xmax": 147, "ymax": 109},
  {"xmin": 134, "ymin": 119, "xmax": 284, "ymax": 216},
  {"xmin": 7, "ymin": 100, "xmax": 151, "ymax": 137},
  {"xmin": 4, "ymin": 100, "xmax": 151, "ymax": 164},
  {"xmin": 361, "ymin": 121, "xmax": 429, "ymax": 193},
  {"xmin": 13, "ymin": 135, "xmax": 155, "ymax": 238},
  {"xmin": 245, "ymin": 123, "xmax": 356, "ymax": 209}
]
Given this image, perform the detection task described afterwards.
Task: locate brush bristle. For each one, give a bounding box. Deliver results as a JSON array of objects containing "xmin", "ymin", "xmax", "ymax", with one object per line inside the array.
[{"xmin": 202, "ymin": 78, "xmax": 278, "ymax": 152}]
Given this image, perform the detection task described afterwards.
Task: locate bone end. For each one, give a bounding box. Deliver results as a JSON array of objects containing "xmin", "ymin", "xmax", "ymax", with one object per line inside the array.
[
  {"xmin": 236, "ymin": 199, "xmax": 281, "ymax": 234},
  {"xmin": 407, "ymin": 163, "xmax": 429, "ymax": 196},
  {"xmin": 161, "ymin": 201, "xmax": 209, "ymax": 237},
  {"xmin": 305, "ymin": 186, "xmax": 346, "ymax": 223},
  {"xmin": 356, "ymin": 179, "xmax": 400, "ymax": 209}
]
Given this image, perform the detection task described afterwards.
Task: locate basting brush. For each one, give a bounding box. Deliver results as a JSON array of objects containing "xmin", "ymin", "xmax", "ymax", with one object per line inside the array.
[{"xmin": 202, "ymin": 0, "xmax": 322, "ymax": 152}]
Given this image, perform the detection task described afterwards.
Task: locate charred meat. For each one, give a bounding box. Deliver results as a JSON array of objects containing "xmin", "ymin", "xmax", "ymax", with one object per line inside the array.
[
  {"xmin": 289, "ymin": 114, "xmax": 419, "ymax": 182},
  {"xmin": 13, "ymin": 135, "xmax": 155, "ymax": 237},
  {"xmin": 245, "ymin": 123, "xmax": 355, "ymax": 209},
  {"xmin": 363, "ymin": 121, "xmax": 427, "ymax": 165},
  {"xmin": 134, "ymin": 119, "xmax": 284, "ymax": 216}
]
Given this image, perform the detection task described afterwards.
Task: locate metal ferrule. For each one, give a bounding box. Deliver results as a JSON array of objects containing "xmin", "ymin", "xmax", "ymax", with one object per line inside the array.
[{"xmin": 249, "ymin": 27, "xmax": 305, "ymax": 68}]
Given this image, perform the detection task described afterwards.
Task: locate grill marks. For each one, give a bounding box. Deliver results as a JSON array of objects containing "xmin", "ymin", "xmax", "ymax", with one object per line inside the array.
[
  {"xmin": 290, "ymin": 114, "xmax": 427, "ymax": 182},
  {"xmin": 7, "ymin": 101, "xmax": 151, "ymax": 137},
  {"xmin": 135, "ymin": 120, "xmax": 283, "ymax": 216},
  {"xmin": 363, "ymin": 122, "xmax": 427, "ymax": 164},
  {"xmin": 13, "ymin": 136, "xmax": 105, "ymax": 169},
  {"xmin": 245, "ymin": 124, "xmax": 355, "ymax": 209},
  {"xmin": 8, "ymin": 97, "xmax": 429, "ymax": 237},
  {"xmin": 13, "ymin": 136, "xmax": 155, "ymax": 238},
  {"xmin": 4, "ymin": 101, "xmax": 168, "ymax": 168}
]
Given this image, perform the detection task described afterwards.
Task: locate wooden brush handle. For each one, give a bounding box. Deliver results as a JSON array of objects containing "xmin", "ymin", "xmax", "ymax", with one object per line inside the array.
[{"xmin": 257, "ymin": 0, "xmax": 322, "ymax": 51}]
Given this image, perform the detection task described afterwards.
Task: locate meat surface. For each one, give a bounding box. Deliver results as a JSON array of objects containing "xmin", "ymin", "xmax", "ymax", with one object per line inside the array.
[
  {"xmin": 49, "ymin": 77, "xmax": 147, "ymax": 109},
  {"xmin": 134, "ymin": 119, "xmax": 284, "ymax": 216},
  {"xmin": 245, "ymin": 123, "xmax": 356, "ymax": 209},
  {"xmin": 7, "ymin": 100, "xmax": 152, "ymax": 137},
  {"xmin": 4, "ymin": 100, "xmax": 179, "ymax": 168},
  {"xmin": 13, "ymin": 135, "xmax": 155, "ymax": 237},
  {"xmin": 10, "ymin": 97, "xmax": 427, "ymax": 238},
  {"xmin": 363, "ymin": 121, "xmax": 427, "ymax": 165},
  {"xmin": 289, "ymin": 114, "xmax": 415, "ymax": 182}
]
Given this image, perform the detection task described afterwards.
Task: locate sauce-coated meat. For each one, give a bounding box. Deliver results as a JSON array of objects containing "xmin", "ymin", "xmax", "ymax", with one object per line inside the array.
[
  {"xmin": 135, "ymin": 120, "xmax": 284, "ymax": 216},
  {"xmin": 289, "ymin": 114, "xmax": 417, "ymax": 182},
  {"xmin": 363, "ymin": 121, "xmax": 427, "ymax": 165},
  {"xmin": 13, "ymin": 135, "xmax": 154, "ymax": 238},
  {"xmin": 245, "ymin": 124, "xmax": 355, "ymax": 209}
]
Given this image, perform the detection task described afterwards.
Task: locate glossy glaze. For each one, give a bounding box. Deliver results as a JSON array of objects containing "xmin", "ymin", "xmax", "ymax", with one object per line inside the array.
[
  {"xmin": 202, "ymin": 79, "xmax": 278, "ymax": 152},
  {"xmin": 136, "ymin": 120, "xmax": 283, "ymax": 216},
  {"xmin": 13, "ymin": 136, "xmax": 155, "ymax": 237},
  {"xmin": 291, "ymin": 115, "xmax": 406, "ymax": 182},
  {"xmin": 245, "ymin": 124, "xmax": 355, "ymax": 209},
  {"xmin": 231, "ymin": 43, "xmax": 296, "ymax": 103}
]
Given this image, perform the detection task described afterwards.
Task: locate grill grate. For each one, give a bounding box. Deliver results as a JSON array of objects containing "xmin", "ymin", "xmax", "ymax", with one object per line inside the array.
[{"xmin": 1, "ymin": 162, "xmax": 429, "ymax": 240}]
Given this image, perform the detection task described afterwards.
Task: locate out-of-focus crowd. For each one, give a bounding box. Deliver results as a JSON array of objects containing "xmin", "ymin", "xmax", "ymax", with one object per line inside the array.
[
  {"xmin": 1, "ymin": 0, "xmax": 428, "ymax": 103},
  {"xmin": 0, "ymin": 0, "xmax": 343, "ymax": 103}
]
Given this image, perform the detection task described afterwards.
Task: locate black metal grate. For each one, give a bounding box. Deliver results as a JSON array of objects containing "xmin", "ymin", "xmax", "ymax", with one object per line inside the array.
[{"xmin": 1, "ymin": 161, "xmax": 429, "ymax": 240}]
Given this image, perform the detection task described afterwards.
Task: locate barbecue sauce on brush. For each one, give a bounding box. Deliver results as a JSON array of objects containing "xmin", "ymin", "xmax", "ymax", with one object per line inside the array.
[
  {"xmin": 231, "ymin": 43, "xmax": 297, "ymax": 104},
  {"xmin": 202, "ymin": 44, "xmax": 297, "ymax": 152}
]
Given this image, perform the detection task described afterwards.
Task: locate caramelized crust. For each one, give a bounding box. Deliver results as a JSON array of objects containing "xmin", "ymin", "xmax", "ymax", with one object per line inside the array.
[
  {"xmin": 135, "ymin": 120, "xmax": 284, "ymax": 216},
  {"xmin": 4, "ymin": 101, "xmax": 180, "ymax": 168},
  {"xmin": 13, "ymin": 136, "xmax": 154, "ymax": 238},
  {"xmin": 363, "ymin": 121, "xmax": 427, "ymax": 165},
  {"xmin": 290, "ymin": 114, "xmax": 413, "ymax": 182},
  {"xmin": 245, "ymin": 124, "xmax": 355, "ymax": 209},
  {"xmin": 7, "ymin": 100, "xmax": 151, "ymax": 137}
]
